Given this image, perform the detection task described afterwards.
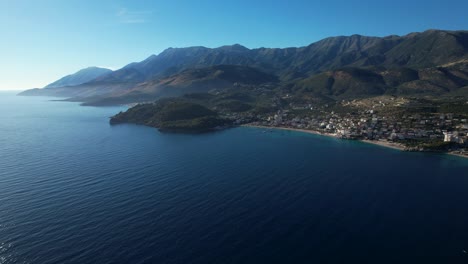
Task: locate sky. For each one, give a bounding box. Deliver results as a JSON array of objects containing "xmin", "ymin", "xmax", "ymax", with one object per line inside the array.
[{"xmin": 0, "ymin": 0, "xmax": 467, "ymax": 90}]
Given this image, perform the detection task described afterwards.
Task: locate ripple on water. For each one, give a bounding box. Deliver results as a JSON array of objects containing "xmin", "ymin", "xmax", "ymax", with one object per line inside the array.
[{"xmin": 0, "ymin": 93, "xmax": 467, "ymax": 264}]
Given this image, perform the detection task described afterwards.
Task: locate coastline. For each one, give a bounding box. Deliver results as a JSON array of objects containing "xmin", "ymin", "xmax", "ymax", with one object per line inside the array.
[
  {"xmin": 360, "ymin": 139, "xmax": 406, "ymax": 151},
  {"xmin": 447, "ymin": 151, "xmax": 468, "ymax": 159},
  {"xmin": 242, "ymin": 124, "xmax": 468, "ymax": 159},
  {"xmin": 243, "ymin": 124, "xmax": 327, "ymax": 137}
]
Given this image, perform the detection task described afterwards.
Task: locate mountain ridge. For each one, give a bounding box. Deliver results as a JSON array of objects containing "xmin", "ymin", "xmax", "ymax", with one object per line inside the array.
[
  {"xmin": 19, "ymin": 29, "xmax": 468, "ymax": 104},
  {"xmin": 45, "ymin": 67, "xmax": 112, "ymax": 88}
]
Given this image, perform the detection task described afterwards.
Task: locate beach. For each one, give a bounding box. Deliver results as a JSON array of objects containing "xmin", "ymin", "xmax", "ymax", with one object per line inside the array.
[
  {"xmin": 244, "ymin": 124, "xmax": 327, "ymax": 137},
  {"xmin": 360, "ymin": 139, "xmax": 406, "ymax": 151},
  {"xmin": 243, "ymin": 124, "xmax": 467, "ymax": 159}
]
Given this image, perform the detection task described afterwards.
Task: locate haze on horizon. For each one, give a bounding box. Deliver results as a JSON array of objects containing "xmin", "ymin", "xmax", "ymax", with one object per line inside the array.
[{"xmin": 0, "ymin": 0, "xmax": 467, "ymax": 90}]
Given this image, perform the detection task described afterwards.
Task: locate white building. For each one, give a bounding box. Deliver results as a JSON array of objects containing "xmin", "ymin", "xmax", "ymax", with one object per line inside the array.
[{"xmin": 444, "ymin": 132, "xmax": 464, "ymax": 143}]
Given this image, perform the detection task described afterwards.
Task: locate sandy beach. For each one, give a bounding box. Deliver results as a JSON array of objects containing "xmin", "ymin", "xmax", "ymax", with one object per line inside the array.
[
  {"xmin": 243, "ymin": 124, "xmax": 468, "ymax": 159},
  {"xmin": 447, "ymin": 151, "xmax": 468, "ymax": 159},
  {"xmin": 360, "ymin": 139, "xmax": 406, "ymax": 151},
  {"xmin": 244, "ymin": 124, "xmax": 327, "ymax": 137}
]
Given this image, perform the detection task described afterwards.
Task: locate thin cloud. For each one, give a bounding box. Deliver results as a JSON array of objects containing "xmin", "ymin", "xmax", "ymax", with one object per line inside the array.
[
  {"xmin": 97, "ymin": 66, "xmax": 117, "ymax": 71},
  {"xmin": 116, "ymin": 8, "xmax": 152, "ymax": 24}
]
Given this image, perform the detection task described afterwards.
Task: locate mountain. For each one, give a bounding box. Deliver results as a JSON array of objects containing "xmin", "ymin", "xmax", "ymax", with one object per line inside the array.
[
  {"xmin": 80, "ymin": 65, "xmax": 278, "ymax": 106},
  {"xmin": 292, "ymin": 64, "xmax": 468, "ymax": 98},
  {"xmin": 383, "ymin": 30, "xmax": 468, "ymax": 67},
  {"xmin": 45, "ymin": 67, "xmax": 112, "ymax": 88},
  {"xmin": 105, "ymin": 29, "xmax": 466, "ymax": 82},
  {"xmin": 293, "ymin": 67, "xmax": 388, "ymax": 98},
  {"xmin": 19, "ymin": 29, "xmax": 468, "ymax": 103}
]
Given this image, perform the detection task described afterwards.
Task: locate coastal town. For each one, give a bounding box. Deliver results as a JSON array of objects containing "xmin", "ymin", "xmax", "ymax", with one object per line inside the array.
[
  {"xmin": 222, "ymin": 95, "xmax": 468, "ymax": 157},
  {"xmin": 114, "ymin": 84, "xmax": 468, "ymax": 158}
]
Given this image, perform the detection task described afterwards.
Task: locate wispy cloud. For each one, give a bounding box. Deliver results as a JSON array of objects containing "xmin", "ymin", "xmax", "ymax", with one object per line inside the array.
[
  {"xmin": 97, "ymin": 66, "xmax": 117, "ymax": 71},
  {"xmin": 116, "ymin": 8, "xmax": 152, "ymax": 24}
]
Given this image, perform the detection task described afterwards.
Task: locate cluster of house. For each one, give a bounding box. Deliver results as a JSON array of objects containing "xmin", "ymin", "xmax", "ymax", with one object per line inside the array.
[
  {"xmin": 443, "ymin": 131, "xmax": 466, "ymax": 144},
  {"xmin": 248, "ymin": 108, "xmax": 468, "ymax": 145}
]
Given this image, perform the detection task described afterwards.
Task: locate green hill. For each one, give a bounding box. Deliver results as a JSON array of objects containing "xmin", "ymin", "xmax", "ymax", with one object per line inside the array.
[{"xmin": 110, "ymin": 100, "xmax": 230, "ymax": 132}]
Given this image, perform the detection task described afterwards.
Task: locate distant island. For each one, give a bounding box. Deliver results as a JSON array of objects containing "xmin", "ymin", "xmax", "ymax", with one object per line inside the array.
[{"xmin": 19, "ymin": 29, "xmax": 468, "ymax": 157}]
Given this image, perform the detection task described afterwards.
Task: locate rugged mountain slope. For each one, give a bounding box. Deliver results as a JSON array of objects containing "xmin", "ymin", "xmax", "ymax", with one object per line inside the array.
[
  {"xmin": 292, "ymin": 64, "xmax": 468, "ymax": 98},
  {"xmin": 81, "ymin": 65, "xmax": 278, "ymax": 106},
  {"xmin": 45, "ymin": 67, "xmax": 112, "ymax": 88},
  {"xmin": 294, "ymin": 68, "xmax": 388, "ymax": 98},
  {"xmin": 383, "ymin": 30, "xmax": 468, "ymax": 67},
  {"xmin": 94, "ymin": 29, "xmax": 467, "ymax": 85},
  {"xmin": 37, "ymin": 29, "xmax": 466, "ymax": 91},
  {"xmin": 19, "ymin": 29, "xmax": 468, "ymax": 103}
]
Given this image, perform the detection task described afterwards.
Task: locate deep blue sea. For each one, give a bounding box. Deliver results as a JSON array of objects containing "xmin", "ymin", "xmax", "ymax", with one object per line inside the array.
[{"xmin": 0, "ymin": 91, "xmax": 468, "ymax": 264}]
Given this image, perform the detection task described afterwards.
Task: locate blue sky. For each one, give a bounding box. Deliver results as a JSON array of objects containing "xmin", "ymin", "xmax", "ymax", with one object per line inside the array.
[{"xmin": 0, "ymin": 0, "xmax": 467, "ymax": 90}]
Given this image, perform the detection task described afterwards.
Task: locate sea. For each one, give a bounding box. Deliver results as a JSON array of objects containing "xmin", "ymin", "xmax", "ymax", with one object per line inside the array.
[{"xmin": 0, "ymin": 91, "xmax": 467, "ymax": 264}]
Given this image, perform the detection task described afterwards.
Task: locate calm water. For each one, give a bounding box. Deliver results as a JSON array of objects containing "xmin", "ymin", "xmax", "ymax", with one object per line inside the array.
[{"xmin": 0, "ymin": 91, "xmax": 467, "ymax": 264}]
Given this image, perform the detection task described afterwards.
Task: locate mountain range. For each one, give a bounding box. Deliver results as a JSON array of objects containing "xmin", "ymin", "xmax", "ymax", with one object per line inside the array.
[
  {"xmin": 44, "ymin": 67, "xmax": 112, "ymax": 88},
  {"xmin": 19, "ymin": 29, "xmax": 468, "ymax": 105}
]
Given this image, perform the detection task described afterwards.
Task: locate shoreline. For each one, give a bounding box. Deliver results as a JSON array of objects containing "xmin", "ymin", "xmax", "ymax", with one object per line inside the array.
[{"xmin": 242, "ymin": 124, "xmax": 468, "ymax": 160}]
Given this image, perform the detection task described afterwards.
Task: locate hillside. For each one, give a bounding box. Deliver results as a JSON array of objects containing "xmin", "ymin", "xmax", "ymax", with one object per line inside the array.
[
  {"xmin": 88, "ymin": 30, "xmax": 468, "ymax": 86},
  {"xmin": 45, "ymin": 67, "xmax": 112, "ymax": 88},
  {"xmin": 292, "ymin": 64, "xmax": 468, "ymax": 99},
  {"xmin": 110, "ymin": 99, "xmax": 230, "ymax": 132},
  {"xmin": 19, "ymin": 29, "xmax": 468, "ymax": 103},
  {"xmin": 81, "ymin": 65, "xmax": 278, "ymax": 106}
]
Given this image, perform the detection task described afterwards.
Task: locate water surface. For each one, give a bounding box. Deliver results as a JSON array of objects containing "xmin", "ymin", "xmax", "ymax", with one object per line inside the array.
[{"xmin": 0, "ymin": 92, "xmax": 467, "ymax": 264}]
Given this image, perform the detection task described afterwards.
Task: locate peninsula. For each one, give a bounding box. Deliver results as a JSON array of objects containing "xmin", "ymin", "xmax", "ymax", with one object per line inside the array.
[
  {"xmin": 109, "ymin": 94, "xmax": 468, "ymax": 157},
  {"xmin": 20, "ymin": 29, "xmax": 468, "ymax": 156}
]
